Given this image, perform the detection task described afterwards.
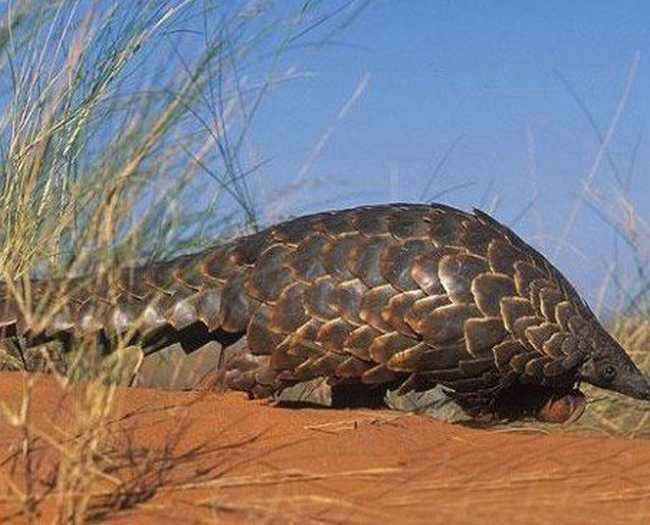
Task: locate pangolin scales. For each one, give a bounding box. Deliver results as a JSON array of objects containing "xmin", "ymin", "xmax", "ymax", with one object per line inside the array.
[{"xmin": 1, "ymin": 203, "xmax": 649, "ymax": 421}]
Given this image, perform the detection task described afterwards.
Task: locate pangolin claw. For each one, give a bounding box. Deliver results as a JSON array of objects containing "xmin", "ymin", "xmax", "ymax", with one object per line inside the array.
[{"xmin": 536, "ymin": 390, "xmax": 587, "ymax": 424}]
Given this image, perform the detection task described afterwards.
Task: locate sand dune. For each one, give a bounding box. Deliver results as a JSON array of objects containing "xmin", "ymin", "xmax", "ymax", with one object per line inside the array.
[{"xmin": 1, "ymin": 372, "xmax": 649, "ymax": 524}]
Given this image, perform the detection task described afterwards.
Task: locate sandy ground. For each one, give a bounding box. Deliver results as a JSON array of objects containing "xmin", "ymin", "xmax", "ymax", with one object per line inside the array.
[{"xmin": 1, "ymin": 373, "xmax": 650, "ymax": 524}]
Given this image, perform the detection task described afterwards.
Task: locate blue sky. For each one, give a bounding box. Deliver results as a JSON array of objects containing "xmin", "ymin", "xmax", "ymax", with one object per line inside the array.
[{"xmin": 246, "ymin": 1, "xmax": 650, "ymax": 314}]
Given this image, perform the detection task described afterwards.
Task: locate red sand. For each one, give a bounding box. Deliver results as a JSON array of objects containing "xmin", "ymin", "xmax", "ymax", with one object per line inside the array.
[{"xmin": 1, "ymin": 372, "xmax": 650, "ymax": 524}]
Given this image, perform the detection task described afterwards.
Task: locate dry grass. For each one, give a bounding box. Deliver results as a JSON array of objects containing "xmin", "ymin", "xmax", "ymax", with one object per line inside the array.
[
  {"xmin": 575, "ymin": 316, "xmax": 650, "ymax": 437},
  {"xmin": 0, "ymin": 1, "xmax": 368, "ymax": 523},
  {"xmin": 0, "ymin": 374, "xmax": 266, "ymax": 523},
  {"xmin": 574, "ymin": 136, "xmax": 650, "ymax": 436}
]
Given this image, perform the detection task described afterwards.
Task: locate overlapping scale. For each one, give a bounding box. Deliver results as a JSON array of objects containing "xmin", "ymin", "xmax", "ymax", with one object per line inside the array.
[
  {"xmin": 410, "ymin": 251, "xmax": 448, "ymax": 295},
  {"xmin": 380, "ymin": 239, "xmax": 431, "ymax": 291},
  {"xmin": 287, "ymin": 233, "xmax": 329, "ymax": 282},
  {"xmin": 349, "ymin": 206, "xmax": 393, "ymax": 236},
  {"xmin": 457, "ymin": 217, "xmax": 494, "ymax": 256},
  {"xmin": 459, "ymin": 357, "xmax": 496, "ymax": 376},
  {"xmin": 317, "ymin": 318, "xmax": 353, "ymax": 354},
  {"xmin": 387, "ymin": 208, "xmax": 431, "ymax": 239},
  {"xmin": 500, "ymin": 296, "xmax": 535, "ymax": 333},
  {"xmin": 245, "ymin": 244, "xmax": 294, "ymax": 303},
  {"xmin": 417, "ymin": 303, "xmax": 481, "ymax": 344},
  {"xmin": 438, "ymin": 253, "xmax": 489, "ymax": 303},
  {"xmin": 316, "ymin": 210, "xmax": 357, "ymax": 237},
  {"xmin": 542, "ymin": 332, "xmax": 568, "ymax": 358},
  {"xmin": 361, "ymin": 363, "xmax": 399, "ymax": 384},
  {"xmin": 513, "ymin": 261, "xmax": 547, "ymax": 297},
  {"xmin": 539, "ymin": 287, "xmax": 564, "ymax": 321},
  {"xmin": 555, "ymin": 301, "xmax": 575, "ymax": 331},
  {"xmin": 321, "ymin": 234, "xmax": 359, "ymax": 280},
  {"xmin": 464, "ymin": 317, "xmax": 507, "ymax": 357},
  {"xmin": 428, "ymin": 209, "xmax": 465, "ymax": 247},
  {"xmin": 512, "ymin": 315, "xmax": 543, "ymax": 344},
  {"xmin": 349, "ymin": 236, "xmax": 393, "ymax": 288},
  {"xmin": 492, "ymin": 339, "xmax": 525, "ymax": 372},
  {"xmin": 270, "ymin": 282, "xmax": 308, "ymax": 332},
  {"xmin": 247, "ymin": 305, "xmax": 284, "ymax": 356},
  {"xmin": 219, "ymin": 271, "xmax": 257, "ymax": 333},
  {"xmin": 332, "ymin": 278, "xmax": 367, "ymax": 326},
  {"xmin": 303, "ymin": 276, "xmax": 338, "ymax": 321},
  {"xmin": 487, "ymin": 238, "xmax": 521, "ymax": 275},
  {"xmin": 381, "ymin": 290, "xmax": 424, "ymax": 337},
  {"xmin": 404, "ymin": 294, "xmax": 450, "ymax": 333},
  {"xmin": 294, "ymin": 355, "xmax": 339, "ymax": 381},
  {"xmin": 368, "ymin": 332, "xmax": 417, "ymax": 363},
  {"xmin": 471, "ymin": 273, "xmax": 516, "ymax": 317},
  {"xmin": 344, "ymin": 325, "xmax": 380, "ymax": 360},
  {"xmin": 525, "ymin": 323, "xmax": 561, "ymax": 353},
  {"xmin": 359, "ymin": 284, "xmax": 398, "ymax": 332},
  {"xmin": 388, "ymin": 341, "xmax": 462, "ymax": 372},
  {"xmin": 336, "ymin": 356, "xmax": 372, "ymax": 378}
]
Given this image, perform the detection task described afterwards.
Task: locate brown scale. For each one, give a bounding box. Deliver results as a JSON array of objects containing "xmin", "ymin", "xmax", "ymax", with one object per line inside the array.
[
  {"xmin": 410, "ymin": 250, "xmax": 449, "ymax": 295},
  {"xmin": 247, "ymin": 305, "xmax": 284, "ymax": 356},
  {"xmin": 464, "ymin": 317, "xmax": 508, "ymax": 357},
  {"xmin": 386, "ymin": 207, "xmax": 432, "ymax": 240},
  {"xmin": 361, "ymin": 363, "xmax": 399, "ymax": 384},
  {"xmin": 322, "ymin": 234, "xmax": 361, "ymax": 281},
  {"xmin": 332, "ymin": 278, "xmax": 367, "ymax": 326},
  {"xmin": 380, "ymin": 239, "xmax": 432, "ymax": 291},
  {"xmin": 368, "ymin": 332, "xmax": 418, "ymax": 364},
  {"xmin": 359, "ymin": 284, "xmax": 399, "ymax": 332},
  {"xmin": 349, "ymin": 206, "xmax": 394, "ymax": 236},
  {"xmin": 418, "ymin": 303, "xmax": 481, "ymax": 345},
  {"xmin": 270, "ymin": 282, "xmax": 308, "ymax": 332},
  {"xmin": 427, "ymin": 206, "xmax": 468, "ymax": 247},
  {"xmin": 458, "ymin": 216, "xmax": 496, "ymax": 257},
  {"xmin": 311, "ymin": 212, "xmax": 354, "ymax": 241},
  {"xmin": 486, "ymin": 238, "xmax": 521, "ymax": 275},
  {"xmin": 388, "ymin": 341, "xmax": 464, "ymax": 372},
  {"xmin": 336, "ymin": 356, "xmax": 373, "ymax": 378},
  {"xmin": 303, "ymin": 276, "xmax": 339, "ymax": 321},
  {"xmin": 439, "ymin": 253, "xmax": 489, "ymax": 304},
  {"xmin": 316, "ymin": 318, "xmax": 353, "ymax": 354},
  {"xmin": 471, "ymin": 273, "xmax": 516, "ymax": 317},
  {"xmin": 348, "ymin": 236, "xmax": 393, "ymax": 288},
  {"xmin": 403, "ymin": 294, "xmax": 450, "ymax": 333},
  {"xmin": 344, "ymin": 325, "xmax": 380, "ymax": 361},
  {"xmin": 3, "ymin": 203, "xmax": 648, "ymax": 422},
  {"xmin": 244, "ymin": 243, "xmax": 295, "ymax": 303},
  {"xmin": 286, "ymin": 233, "xmax": 329, "ymax": 282},
  {"xmin": 381, "ymin": 290, "xmax": 425, "ymax": 337}
]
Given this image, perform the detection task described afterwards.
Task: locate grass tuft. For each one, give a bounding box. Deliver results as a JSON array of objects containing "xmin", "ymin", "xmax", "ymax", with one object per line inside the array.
[{"xmin": 0, "ymin": 1, "xmax": 369, "ymax": 522}]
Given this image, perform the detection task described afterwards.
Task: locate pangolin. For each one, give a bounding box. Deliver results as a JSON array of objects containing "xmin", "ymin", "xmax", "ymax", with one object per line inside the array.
[{"xmin": 1, "ymin": 203, "xmax": 648, "ymax": 422}]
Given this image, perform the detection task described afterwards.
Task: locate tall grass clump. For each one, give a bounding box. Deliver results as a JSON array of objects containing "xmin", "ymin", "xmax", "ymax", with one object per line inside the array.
[{"xmin": 0, "ymin": 0, "xmax": 370, "ymax": 521}]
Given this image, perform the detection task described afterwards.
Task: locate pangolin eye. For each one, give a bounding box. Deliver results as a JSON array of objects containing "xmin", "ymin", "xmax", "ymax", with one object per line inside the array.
[{"xmin": 601, "ymin": 364, "xmax": 617, "ymax": 383}]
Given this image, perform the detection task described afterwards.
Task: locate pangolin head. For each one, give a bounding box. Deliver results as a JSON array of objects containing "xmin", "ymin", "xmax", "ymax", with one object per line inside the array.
[{"xmin": 579, "ymin": 326, "xmax": 650, "ymax": 401}]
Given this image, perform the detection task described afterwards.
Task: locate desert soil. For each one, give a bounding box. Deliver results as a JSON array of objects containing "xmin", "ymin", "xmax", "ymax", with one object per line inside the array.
[{"xmin": 1, "ymin": 372, "xmax": 649, "ymax": 524}]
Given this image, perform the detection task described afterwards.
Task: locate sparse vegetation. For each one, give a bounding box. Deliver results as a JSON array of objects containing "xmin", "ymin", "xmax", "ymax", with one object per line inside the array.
[
  {"xmin": 0, "ymin": 373, "xmax": 266, "ymax": 523},
  {"xmin": 577, "ymin": 315, "xmax": 650, "ymax": 436},
  {"xmin": 574, "ymin": 158, "xmax": 650, "ymax": 435},
  {"xmin": 0, "ymin": 1, "xmax": 648, "ymax": 523},
  {"xmin": 0, "ymin": 1, "xmax": 370, "ymax": 522}
]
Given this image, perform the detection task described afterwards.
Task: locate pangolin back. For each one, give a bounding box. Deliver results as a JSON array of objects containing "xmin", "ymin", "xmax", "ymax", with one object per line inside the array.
[{"xmin": 1, "ymin": 203, "xmax": 647, "ymax": 417}]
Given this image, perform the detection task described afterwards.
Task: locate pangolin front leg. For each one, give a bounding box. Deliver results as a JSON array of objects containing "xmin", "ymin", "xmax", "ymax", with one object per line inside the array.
[{"xmin": 537, "ymin": 390, "xmax": 587, "ymax": 424}]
